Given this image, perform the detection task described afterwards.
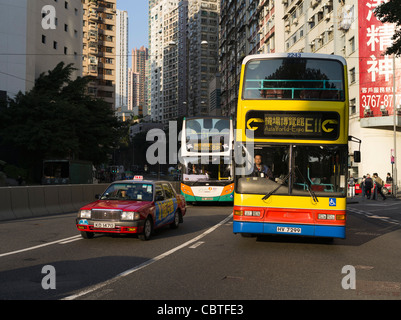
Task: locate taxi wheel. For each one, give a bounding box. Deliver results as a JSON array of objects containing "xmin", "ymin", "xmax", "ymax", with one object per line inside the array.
[
  {"xmin": 139, "ymin": 217, "xmax": 153, "ymax": 241},
  {"xmin": 170, "ymin": 210, "xmax": 180, "ymax": 229},
  {"xmin": 81, "ymin": 231, "xmax": 94, "ymax": 239}
]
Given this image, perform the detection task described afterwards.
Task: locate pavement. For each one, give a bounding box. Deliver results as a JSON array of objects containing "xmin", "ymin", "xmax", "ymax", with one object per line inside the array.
[{"xmin": 347, "ymin": 192, "xmax": 401, "ymax": 205}]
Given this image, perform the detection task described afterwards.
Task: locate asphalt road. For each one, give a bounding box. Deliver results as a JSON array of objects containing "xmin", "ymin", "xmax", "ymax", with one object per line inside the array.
[{"xmin": 1, "ymin": 197, "xmax": 401, "ymax": 304}]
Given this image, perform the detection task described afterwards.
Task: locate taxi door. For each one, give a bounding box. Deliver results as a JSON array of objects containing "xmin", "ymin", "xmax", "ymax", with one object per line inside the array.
[{"xmin": 154, "ymin": 183, "xmax": 177, "ymax": 227}]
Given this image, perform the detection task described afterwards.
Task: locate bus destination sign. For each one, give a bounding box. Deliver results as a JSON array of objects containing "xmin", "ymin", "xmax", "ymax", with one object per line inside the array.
[{"xmin": 246, "ymin": 111, "xmax": 340, "ymax": 140}]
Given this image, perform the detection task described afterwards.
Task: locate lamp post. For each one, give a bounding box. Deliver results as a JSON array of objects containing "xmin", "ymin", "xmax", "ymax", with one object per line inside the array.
[{"xmin": 392, "ymin": 54, "xmax": 398, "ymax": 198}]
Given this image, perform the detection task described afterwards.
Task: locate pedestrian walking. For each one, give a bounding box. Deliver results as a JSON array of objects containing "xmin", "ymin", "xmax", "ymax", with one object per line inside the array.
[
  {"xmin": 361, "ymin": 175, "xmax": 366, "ymax": 198},
  {"xmin": 386, "ymin": 172, "xmax": 393, "ymax": 184},
  {"xmin": 364, "ymin": 174, "xmax": 373, "ymax": 199},
  {"xmin": 373, "ymin": 173, "xmax": 386, "ymax": 200},
  {"xmin": 348, "ymin": 175, "xmax": 355, "ymax": 198}
]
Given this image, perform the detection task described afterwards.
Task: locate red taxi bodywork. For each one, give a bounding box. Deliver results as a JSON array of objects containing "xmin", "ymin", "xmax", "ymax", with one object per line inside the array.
[{"xmin": 76, "ymin": 180, "xmax": 186, "ymax": 240}]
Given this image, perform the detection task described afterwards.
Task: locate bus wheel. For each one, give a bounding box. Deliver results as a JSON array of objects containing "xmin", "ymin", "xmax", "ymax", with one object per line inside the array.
[{"xmin": 241, "ymin": 233, "xmax": 255, "ymax": 238}]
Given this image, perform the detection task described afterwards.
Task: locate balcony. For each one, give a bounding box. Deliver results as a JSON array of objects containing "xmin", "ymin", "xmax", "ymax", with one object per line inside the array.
[{"xmin": 361, "ymin": 105, "xmax": 401, "ymax": 130}]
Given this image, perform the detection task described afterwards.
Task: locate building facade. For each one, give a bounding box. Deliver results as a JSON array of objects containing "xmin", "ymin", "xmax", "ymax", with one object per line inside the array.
[
  {"xmin": 131, "ymin": 46, "xmax": 149, "ymax": 117},
  {"xmin": 115, "ymin": 9, "xmax": 129, "ymax": 113},
  {"xmin": 149, "ymin": 0, "xmax": 180, "ymax": 123},
  {"xmin": 0, "ymin": 0, "xmax": 83, "ymax": 99},
  {"xmin": 82, "ymin": 0, "xmax": 117, "ymax": 109},
  {"xmin": 218, "ymin": 0, "xmax": 401, "ymax": 187},
  {"xmin": 187, "ymin": 0, "xmax": 220, "ymax": 116}
]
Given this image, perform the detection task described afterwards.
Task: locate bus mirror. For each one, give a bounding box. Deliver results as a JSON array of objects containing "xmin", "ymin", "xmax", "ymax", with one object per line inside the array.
[{"xmin": 354, "ymin": 151, "xmax": 361, "ymax": 163}]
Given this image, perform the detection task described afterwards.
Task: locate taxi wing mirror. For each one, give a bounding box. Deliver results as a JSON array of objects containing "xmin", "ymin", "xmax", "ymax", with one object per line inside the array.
[{"xmin": 95, "ymin": 194, "xmax": 101, "ymax": 199}]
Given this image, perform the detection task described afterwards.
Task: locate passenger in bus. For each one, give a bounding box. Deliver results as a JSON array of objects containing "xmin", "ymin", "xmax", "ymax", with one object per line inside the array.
[
  {"xmin": 189, "ymin": 163, "xmax": 198, "ymax": 175},
  {"xmin": 252, "ymin": 154, "xmax": 273, "ymax": 180},
  {"xmin": 299, "ymin": 90, "xmax": 320, "ymax": 100}
]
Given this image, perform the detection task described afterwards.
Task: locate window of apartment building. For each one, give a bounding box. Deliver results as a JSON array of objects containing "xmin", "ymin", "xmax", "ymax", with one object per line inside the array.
[
  {"xmin": 64, "ymin": 47, "xmax": 68, "ymax": 55},
  {"xmin": 42, "ymin": 35, "xmax": 46, "ymax": 44},
  {"xmin": 53, "ymin": 41, "xmax": 58, "ymax": 50},
  {"xmin": 106, "ymin": 24, "xmax": 113, "ymax": 31},
  {"xmin": 349, "ymin": 37, "xmax": 355, "ymax": 54},
  {"xmin": 64, "ymin": 1, "xmax": 68, "ymax": 9},
  {"xmin": 350, "ymin": 98, "xmax": 356, "ymax": 115},
  {"xmin": 105, "ymin": 58, "xmax": 113, "ymax": 64},
  {"xmin": 105, "ymin": 69, "xmax": 113, "ymax": 75},
  {"xmin": 349, "ymin": 67, "xmax": 356, "ymax": 84},
  {"xmin": 64, "ymin": 24, "xmax": 68, "ymax": 32}
]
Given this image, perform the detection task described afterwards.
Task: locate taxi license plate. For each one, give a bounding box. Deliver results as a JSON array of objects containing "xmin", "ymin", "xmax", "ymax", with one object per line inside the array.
[
  {"xmin": 277, "ymin": 227, "xmax": 302, "ymax": 234},
  {"xmin": 94, "ymin": 222, "xmax": 115, "ymax": 229}
]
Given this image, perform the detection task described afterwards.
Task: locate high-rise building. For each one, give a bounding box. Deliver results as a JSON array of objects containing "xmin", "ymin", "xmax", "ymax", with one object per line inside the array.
[
  {"xmin": 0, "ymin": 0, "xmax": 83, "ymax": 99},
  {"xmin": 82, "ymin": 0, "xmax": 117, "ymax": 109},
  {"xmin": 187, "ymin": 0, "xmax": 220, "ymax": 116},
  {"xmin": 115, "ymin": 9, "xmax": 129, "ymax": 113},
  {"xmin": 131, "ymin": 46, "xmax": 149, "ymax": 116},
  {"xmin": 149, "ymin": 0, "xmax": 180, "ymax": 123}
]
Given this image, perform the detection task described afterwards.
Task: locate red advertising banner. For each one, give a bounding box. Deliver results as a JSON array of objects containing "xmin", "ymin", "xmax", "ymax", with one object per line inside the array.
[{"xmin": 358, "ymin": 0, "xmax": 401, "ymax": 118}]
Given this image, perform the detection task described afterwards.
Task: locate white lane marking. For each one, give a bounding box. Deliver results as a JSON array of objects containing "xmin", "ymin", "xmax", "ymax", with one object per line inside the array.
[
  {"xmin": 62, "ymin": 213, "xmax": 233, "ymax": 300},
  {"xmin": 59, "ymin": 236, "xmax": 82, "ymax": 245},
  {"xmin": 0, "ymin": 235, "xmax": 81, "ymax": 258},
  {"xmin": 348, "ymin": 208, "xmax": 401, "ymax": 226},
  {"xmin": 189, "ymin": 241, "xmax": 205, "ymax": 249}
]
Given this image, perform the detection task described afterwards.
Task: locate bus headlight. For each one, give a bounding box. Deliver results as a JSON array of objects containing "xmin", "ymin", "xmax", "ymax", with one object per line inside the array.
[
  {"xmin": 235, "ymin": 210, "xmax": 261, "ymax": 217},
  {"xmin": 318, "ymin": 214, "xmax": 336, "ymax": 220}
]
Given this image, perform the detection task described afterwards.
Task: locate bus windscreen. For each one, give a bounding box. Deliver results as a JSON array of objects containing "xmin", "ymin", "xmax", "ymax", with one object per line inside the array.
[{"xmin": 243, "ymin": 58, "xmax": 345, "ymax": 101}]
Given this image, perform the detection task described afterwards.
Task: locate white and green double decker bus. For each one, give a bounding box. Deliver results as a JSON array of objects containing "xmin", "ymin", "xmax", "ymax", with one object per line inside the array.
[{"xmin": 180, "ymin": 117, "xmax": 234, "ymax": 203}]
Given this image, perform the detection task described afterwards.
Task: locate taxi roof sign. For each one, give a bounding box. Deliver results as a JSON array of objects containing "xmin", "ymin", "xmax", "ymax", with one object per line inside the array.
[{"xmin": 133, "ymin": 176, "xmax": 143, "ymax": 181}]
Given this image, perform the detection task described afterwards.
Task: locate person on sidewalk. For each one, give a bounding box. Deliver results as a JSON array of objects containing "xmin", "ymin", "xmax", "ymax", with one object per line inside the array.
[
  {"xmin": 364, "ymin": 174, "xmax": 373, "ymax": 200},
  {"xmin": 373, "ymin": 173, "xmax": 386, "ymax": 201}
]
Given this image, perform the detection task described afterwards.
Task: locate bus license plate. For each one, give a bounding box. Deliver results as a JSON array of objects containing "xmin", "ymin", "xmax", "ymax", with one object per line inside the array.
[
  {"xmin": 277, "ymin": 227, "xmax": 301, "ymax": 234},
  {"xmin": 202, "ymin": 197, "xmax": 213, "ymax": 201},
  {"xmin": 94, "ymin": 222, "xmax": 115, "ymax": 229}
]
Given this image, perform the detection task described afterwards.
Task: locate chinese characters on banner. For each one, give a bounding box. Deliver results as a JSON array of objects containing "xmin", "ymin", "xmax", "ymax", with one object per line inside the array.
[{"xmin": 359, "ymin": 0, "xmax": 401, "ymax": 118}]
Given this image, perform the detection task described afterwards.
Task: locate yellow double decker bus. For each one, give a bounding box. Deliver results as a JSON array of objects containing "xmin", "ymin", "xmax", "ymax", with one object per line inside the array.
[{"xmin": 234, "ymin": 53, "xmax": 349, "ymax": 239}]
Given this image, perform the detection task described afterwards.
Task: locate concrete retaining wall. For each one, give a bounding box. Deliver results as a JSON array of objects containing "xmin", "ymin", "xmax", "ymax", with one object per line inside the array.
[{"xmin": 0, "ymin": 184, "xmax": 108, "ymax": 222}]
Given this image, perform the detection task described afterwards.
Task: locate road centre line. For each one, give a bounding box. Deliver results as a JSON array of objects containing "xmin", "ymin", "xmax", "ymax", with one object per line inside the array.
[
  {"xmin": 189, "ymin": 241, "xmax": 205, "ymax": 249},
  {"xmin": 62, "ymin": 213, "xmax": 233, "ymax": 300},
  {"xmin": 0, "ymin": 235, "xmax": 82, "ymax": 258}
]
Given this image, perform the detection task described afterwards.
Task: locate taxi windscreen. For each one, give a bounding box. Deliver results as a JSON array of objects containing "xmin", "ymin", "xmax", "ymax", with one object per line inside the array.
[{"xmin": 101, "ymin": 183, "xmax": 154, "ymax": 201}]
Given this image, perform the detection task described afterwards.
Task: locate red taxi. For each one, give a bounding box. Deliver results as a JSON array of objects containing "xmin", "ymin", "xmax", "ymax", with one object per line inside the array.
[{"xmin": 76, "ymin": 179, "xmax": 186, "ymax": 240}]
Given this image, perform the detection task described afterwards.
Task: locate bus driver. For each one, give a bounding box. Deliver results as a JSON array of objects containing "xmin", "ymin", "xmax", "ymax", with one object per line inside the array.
[{"xmin": 252, "ymin": 154, "xmax": 273, "ymax": 180}]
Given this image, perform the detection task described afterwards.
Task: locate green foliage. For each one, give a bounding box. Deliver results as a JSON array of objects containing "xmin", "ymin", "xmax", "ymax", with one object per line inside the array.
[
  {"xmin": 0, "ymin": 62, "xmax": 124, "ymax": 167},
  {"xmin": 374, "ymin": 0, "xmax": 401, "ymax": 56}
]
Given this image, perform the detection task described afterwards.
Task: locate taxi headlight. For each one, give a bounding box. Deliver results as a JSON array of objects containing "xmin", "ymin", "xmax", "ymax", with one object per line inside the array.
[
  {"xmin": 121, "ymin": 211, "xmax": 140, "ymax": 221},
  {"xmin": 79, "ymin": 210, "xmax": 91, "ymax": 219}
]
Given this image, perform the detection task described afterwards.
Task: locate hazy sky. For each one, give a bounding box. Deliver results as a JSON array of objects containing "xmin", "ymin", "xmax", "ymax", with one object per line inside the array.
[{"xmin": 117, "ymin": 0, "xmax": 149, "ymax": 56}]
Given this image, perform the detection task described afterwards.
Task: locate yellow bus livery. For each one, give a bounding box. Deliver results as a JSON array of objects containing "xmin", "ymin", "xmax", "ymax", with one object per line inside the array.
[{"xmin": 234, "ymin": 53, "xmax": 349, "ymax": 239}]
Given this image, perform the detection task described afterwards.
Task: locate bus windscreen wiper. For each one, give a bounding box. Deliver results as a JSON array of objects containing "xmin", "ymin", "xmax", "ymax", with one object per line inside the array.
[
  {"xmin": 295, "ymin": 166, "xmax": 319, "ymax": 203},
  {"xmin": 262, "ymin": 171, "xmax": 291, "ymax": 201}
]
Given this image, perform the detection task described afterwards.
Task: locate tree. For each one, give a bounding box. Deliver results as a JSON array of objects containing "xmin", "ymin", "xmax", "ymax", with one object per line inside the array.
[
  {"xmin": 374, "ymin": 0, "xmax": 401, "ymax": 56},
  {"xmin": 0, "ymin": 62, "xmax": 125, "ymax": 181}
]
